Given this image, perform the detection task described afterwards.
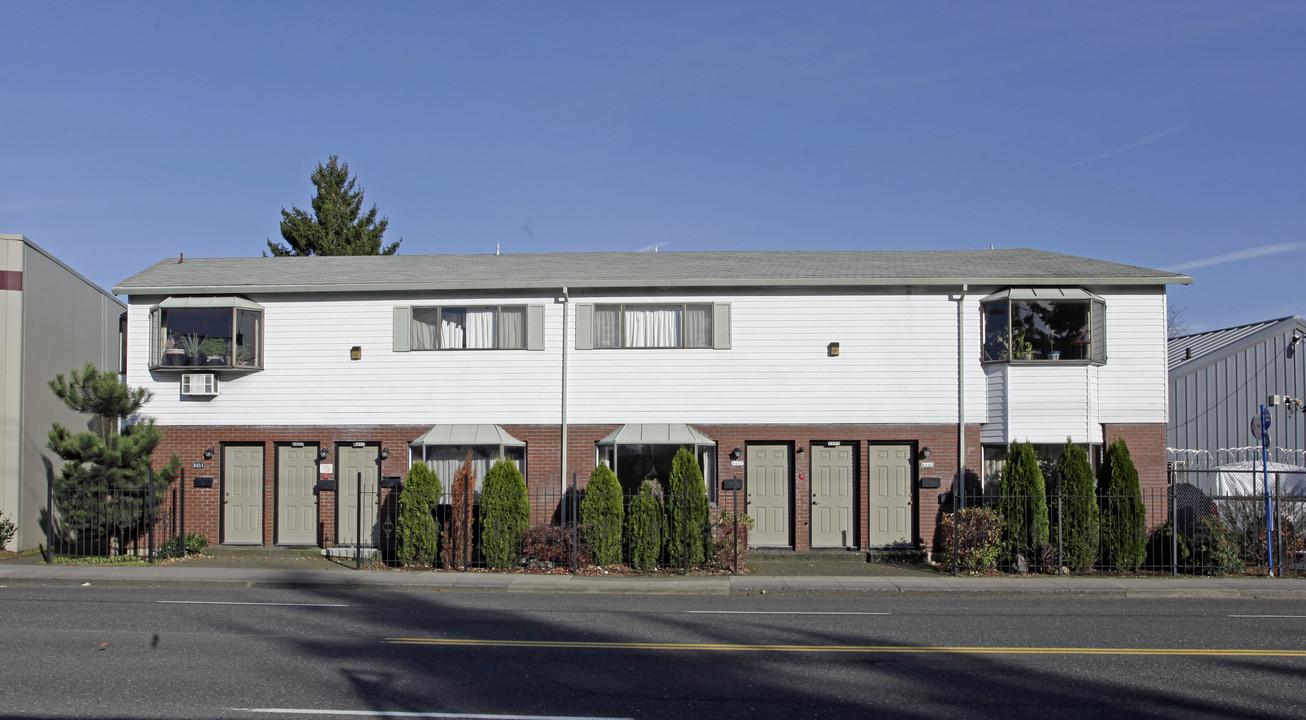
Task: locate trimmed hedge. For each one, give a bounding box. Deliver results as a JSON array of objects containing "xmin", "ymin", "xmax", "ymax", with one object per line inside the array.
[
  {"xmin": 581, "ymin": 464, "xmax": 624, "ymax": 565},
  {"xmin": 1052, "ymin": 441, "xmax": 1099, "ymax": 572},
  {"xmin": 479, "ymin": 459, "xmax": 529, "ymax": 569},
  {"xmin": 397, "ymin": 461, "xmax": 441, "ymax": 566},
  {"xmin": 1098, "ymin": 438, "xmax": 1146, "ymax": 570},
  {"xmin": 625, "ymin": 480, "xmax": 664, "ymax": 569}
]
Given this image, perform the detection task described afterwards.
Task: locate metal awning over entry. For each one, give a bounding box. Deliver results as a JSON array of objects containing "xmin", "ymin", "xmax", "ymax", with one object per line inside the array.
[
  {"xmin": 410, "ymin": 424, "xmax": 526, "ymax": 448},
  {"xmin": 598, "ymin": 423, "xmax": 714, "ymax": 446}
]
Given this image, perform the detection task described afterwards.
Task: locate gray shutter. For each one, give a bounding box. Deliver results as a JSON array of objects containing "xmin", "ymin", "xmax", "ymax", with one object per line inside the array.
[
  {"xmin": 713, "ymin": 303, "xmax": 732, "ymax": 350},
  {"xmin": 1091, "ymin": 299, "xmax": 1106, "ymax": 364},
  {"xmin": 527, "ymin": 305, "xmax": 545, "ymax": 351},
  {"xmin": 575, "ymin": 304, "xmax": 594, "ymax": 350},
  {"xmin": 148, "ymin": 307, "xmax": 159, "ymax": 368},
  {"xmin": 393, "ymin": 306, "xmax": 411, "ymax": 352}
]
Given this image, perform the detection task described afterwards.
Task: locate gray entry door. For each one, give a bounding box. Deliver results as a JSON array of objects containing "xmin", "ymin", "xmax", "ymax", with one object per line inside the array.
[
  {"xmin": 337, "ymin": 445, "xmax": 379, "ymax": 547},
  {"xmin": 223, "ymin": 445, "xmax": 265, "ymax": 544},
  {"xmin": 868, "ymin": 445, "xmax": 913, "ymax": 547},
  {"xmin": 747, "ymin": 445, "xmax": 790, "ymax": 547},
  {"xmin": 810, "ymin": 444, "xmax": 854, "ymax": 548},
  {"xmin": 277, "ymin": 445, "xmax": 318, "ymax": 545}
]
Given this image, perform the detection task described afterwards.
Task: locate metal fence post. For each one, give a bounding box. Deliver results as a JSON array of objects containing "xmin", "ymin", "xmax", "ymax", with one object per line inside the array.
[
  {"xmin": 356, "ymin": 471, "xmax": 363, "ymax": 570},
  {"xmin": 179, "ymin": 468, "xmax": 186, "ymax": 552},
  {"xmin": 148, "ymin": 468, "xmax": 155, "ymax": 563},
  {"xmin": 1057, "ymin": 488, "xmax": 1063, "ymax": 576},
  {"xmin": 1275, "ymin": 473, "xmax": 1283, "ymax": 577},
  {"xmin": 46, "ymin": 471, "xmax": 54, "ymax": 562},
  {"xmin": 733, "ymin": 486, "xmax": 739, "ymax": 574},
  {"xmin": 682, "ymin": 490, "xmax": 690, "ymax": 576},
  {"xmin": 1170, "ymin": 478, "xmax": 1177, "ymax": 577}
]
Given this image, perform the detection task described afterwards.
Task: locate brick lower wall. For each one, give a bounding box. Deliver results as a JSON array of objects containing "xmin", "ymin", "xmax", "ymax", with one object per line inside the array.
[{"xmin": 1102, "ymin": 422, "xmax": 1169, "ymax": 528}]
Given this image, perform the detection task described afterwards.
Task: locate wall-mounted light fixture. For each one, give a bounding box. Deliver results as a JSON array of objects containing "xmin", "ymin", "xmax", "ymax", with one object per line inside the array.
[
  {"xmin": 827, "ymin": 342, "xmax": 840, "ymax": 357},
  {"xmin": 318, "ymin": 446, "xmax": 329, "ymax": 460},
  {"xmin": 350, "ymin": 346, "xmax": 363, "ymax": 361},
  {"xmin": 920, "ymin": 446, "xmax": 932, "ymax": 459},
  {"xmin": 729, "ymin": 447, "xmax": 742, "ymax": 460},
  {"xmin": 203, "ymin": 447, "xmax": 214, "ymax": 460},
  {"xmin": 380, "ymin": 447, "xmax": 390, "ymax": 460},
  {"xmin": 795, "ymin": 446, "xmax": 805, "ymax": 455}
]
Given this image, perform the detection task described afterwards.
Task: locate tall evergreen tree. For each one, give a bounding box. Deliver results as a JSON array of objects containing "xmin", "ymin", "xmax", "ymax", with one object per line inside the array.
[
  {"xmin": 1098, "ymin": 438, "xmax": 1147, "ymax": 570},
  {"xmin": 1051, "ymin": 441, "xmax": 1100, "ymax": 572},
  {"xmin": 397, "ymin": 461, "xmax": 442, "ymax": 566},
  {"xmin": 46, "ymin": 363, "xmax": 167, "ymax": 554},
  {"xmin": 266, "ymin": 156, "xmax": 401, "ymax": 256},
  {"xmin": 664, "ymin": 447, "xmax": 711, "ymax": 567},
  {"xmin": 998, "ymin": 441, "xmax": 1049, "ymax": 568},
  {"xmin": 478, "ymin": 458, "xmax": 529, "ymax": 569},
  {"xmin": 581, "ymin": 463, "xmax": 624, "ymax": 565}
]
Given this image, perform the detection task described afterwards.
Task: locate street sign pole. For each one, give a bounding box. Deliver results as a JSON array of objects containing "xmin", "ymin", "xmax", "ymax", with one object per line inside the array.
[{"xmin": 1259, "ymin": 405, "xmax": 1275, "ymax": 577}]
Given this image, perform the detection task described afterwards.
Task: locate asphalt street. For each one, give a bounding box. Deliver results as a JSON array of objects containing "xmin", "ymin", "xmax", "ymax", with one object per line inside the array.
[{"xmin": 1, "ymin": 586, "xmax": 1304, "ymax": 719}]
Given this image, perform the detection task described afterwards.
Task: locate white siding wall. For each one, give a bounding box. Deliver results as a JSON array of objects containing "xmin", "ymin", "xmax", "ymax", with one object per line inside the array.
[{"xmin": 128, "ymin": 287, "xmax": 1165, "ymax": 430}]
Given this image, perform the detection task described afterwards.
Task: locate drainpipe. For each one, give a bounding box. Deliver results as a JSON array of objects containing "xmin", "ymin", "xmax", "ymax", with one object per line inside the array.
[
  {"xmin": 956, "ymin": 284, "xmax": 967, "ymax": 577},
  {"xmin": 561, "ymin": 287, "xmax": 570, "ymax": 516}
]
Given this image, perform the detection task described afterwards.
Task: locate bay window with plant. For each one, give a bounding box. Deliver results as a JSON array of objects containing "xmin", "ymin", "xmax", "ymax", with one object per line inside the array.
[
  {"xmin": 148, "ymin": 297, "xmax": 263, "ymax": 370},
  {"xmin": 981, "ymin": 289, "xmax": 1105, "ymax": 363}
]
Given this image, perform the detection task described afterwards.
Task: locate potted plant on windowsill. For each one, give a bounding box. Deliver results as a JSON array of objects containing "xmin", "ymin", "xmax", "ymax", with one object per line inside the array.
[
  {"xmin": 176, "ymin": 333, "xmax": 204, "ymax": 366},
  {"xmin": 162, "ymin": 336, "xmax": 186, "ymax": 367},
  {"xmin": 199, "ymin": 337, "xmax": 229, "ymax": 366},
  {"xmin": 1012, "ymin": 328, "xmax": 1035, "ymax": 361}
]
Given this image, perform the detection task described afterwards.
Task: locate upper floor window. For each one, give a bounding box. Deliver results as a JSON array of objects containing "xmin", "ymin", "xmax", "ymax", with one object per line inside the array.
[
  {"xmin": 392, "ymin": 305, "xmax": 545, "ymax": 352},
  {"xmin": 148, "ymin": 297, "xmax": 263, "ymax": 371},
  {"xmin": 981, "ymin": 288, "xmax": 1105, "ymax": 364},
  {"xmin": 576, "ymin": 303, "xmax": 731, "ymax": 350}
]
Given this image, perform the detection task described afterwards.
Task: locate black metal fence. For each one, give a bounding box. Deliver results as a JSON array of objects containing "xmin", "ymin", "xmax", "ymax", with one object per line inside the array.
[
  {"xmin": 45, "ymin": 469, "xmax": 193, "ymax": 561},
  {"xmin": 345, "ymin": 485, "xmax": 749, "ymax": 573},
  {"xmin": 949, "ymin": 469, "xmax": 1305, "ymax": 576}
]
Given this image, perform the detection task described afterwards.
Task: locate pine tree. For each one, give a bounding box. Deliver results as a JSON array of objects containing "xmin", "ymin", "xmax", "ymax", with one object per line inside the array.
[
  {"xmin": 266, "ymin": 156, "xmax": 401, "ymax": 256},
  {"xmin": 1052, "ymin": 441, "xmax": 1099, "ymax": 572},
  {"xmin": 1098, "ymin": 438, "xmax": 1147, "ymax": 570},
  {"xmin": 397, "ymin": 461, "xmax": 442, "ymax": 566},
  {"xmin": 625, "ymin": 480, "xmax": 664, "ymax": 569},
  {"xmin": 664, "ymin": 447, "xmax": 711, "ymax": 567},
  {"xmin": 46, "ymin": 363, "xmax": 167, "ymax": 555},
  {"xmin": 998, "ymin": 441, "xmax": 1049, "ymax": 568},
  {"xmin": 478, "ymin": 459, "xmax": 529, "ymax": 569},
  {"xmin": 581, "ymin": 463, "xmax": 624, "ymax": 565}
]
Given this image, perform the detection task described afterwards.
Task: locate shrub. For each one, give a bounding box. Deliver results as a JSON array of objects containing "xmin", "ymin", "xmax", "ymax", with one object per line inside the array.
[
  {"xmin": 625, "ymin": 480, "xmax": 664, "ymax": 570},
  {"xmin": 938, "ymin": 507, "xmax": 1003, "ymax": 573},
  {"xmin": 1052, "ymin": 441, "xmax": 1100, "ymax": 572},
  {"xmin": 157, "ymin": 531, "xmax": 208, "ymax": 559},
  {"xmin": 1145, "ymin": 523, "xmax": 1192, "ymax": 570},
  {"xmin": 0, "ymin": 512, "xmax": 15, "ymax": 548},
  {"xmin": 710, "ymin": 510, "xmax": 755, "ymax": 570},
  {"xmin": 479, "ymin": 458, "xmax": 529, "ymax": 569},
  {"xmin": 1191, "ymin": 516, "xmax": 1243, "ymax": 576},
  {"xmin": 998, "ymin": 442, "xmax": 1049, "ymax": 569},
  {"xmin": 581, "ymin": 464, "xmax": 624, "ymax": 565},
  {"xmin": 397, "ymin": 461, "xmax": 441, "ymax": 566},
  {"xmin": 665, "ymin": 447, "xmax": 711, "ymax": 567},
  {"xmin": 440, "ymin": 453, "xmax": 476, "ymax": 570},
  {"xmin": 520, "ymin": 524, "xmax": 590, "ymax": 568},
  {"xmin": 1098, "ymin": 439, "xmax": 1146, "ymax": 571}
]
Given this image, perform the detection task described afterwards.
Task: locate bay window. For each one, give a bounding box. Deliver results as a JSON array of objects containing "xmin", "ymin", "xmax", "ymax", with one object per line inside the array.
[{"xmin": 981, "ymin": 289, "xmax": 1105, "ymax": 364}]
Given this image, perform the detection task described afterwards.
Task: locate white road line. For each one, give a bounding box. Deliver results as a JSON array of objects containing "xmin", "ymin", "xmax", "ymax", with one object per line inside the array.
[
  {"xmin": 1228, "ymin": 614, "xmax": 1306, "ymax": 618},
  {"xmin": 233, "ymin": 709, "xmax": 632, "ymax": 719},
  {"xmin": 158, "ymin": 601, "xmax": 349, "ymax": 607},
  {"xmin": 686, "ymin": 611, "xmax": 890, "ymax": 615}
]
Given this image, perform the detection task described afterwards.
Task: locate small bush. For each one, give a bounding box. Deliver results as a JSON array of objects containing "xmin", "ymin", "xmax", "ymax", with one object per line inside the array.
[
  {"xmin": 665, "ymin": 447, "xmax": 711, "ymax": 567},
  {"xmin": 710, "ymin": 510, "xmax": 755, "ymax": 570},
  {"xmin": 581, "ymin": 464, "xmax": 624, "ymax": 565},
  {"xmin": 479, "ymin": 459, "xmax": 530, "ymax": 569},
  {"xmin": 520, "ymin": 524, "xmax": 589, "ymax": 568},
  {"xmin": 157, "ymin": 532, "xmax": 208, "ymax": 559},
  {"xmin": 1145, "ymin": 523, "xmax": 1192, "ymax": 570},
  {"xmin": 397, "ymin": 461, "xmax": 441, "ymax": 566},
  {"xmin": 938, "ymin": 507, "xmax": 1003, "ymax": 574},
  {"xmin": 625, "ymin": 480, "xmax": 664, "ymax": 570},
  {"xmin": 0, "ymin": 512, "xmax": 15, "ymax": 548},
  {"xmin": 1191, "ymin": 516, "xmax": 1243, "ymax": 576}
]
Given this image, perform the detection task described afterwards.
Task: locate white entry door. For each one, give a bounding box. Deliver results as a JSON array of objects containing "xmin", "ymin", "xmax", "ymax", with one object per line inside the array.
[
  {"xmin": 747, "ymin": 445, "xmax": 790, "ymax": 547},
  {"xmin": 810, "ymin": 444, "xmax": 854, "ymax": 548},
  {"xmin": 337, "ymin": 445, "xmax": 379, "ymax": 547},
  {"xmin": 223, "ymin": 445, "xmax": 264, "ymax": 544},
  {"xmin": 868, "ymin": 445, "xmax": 913, "ymax": 547}
]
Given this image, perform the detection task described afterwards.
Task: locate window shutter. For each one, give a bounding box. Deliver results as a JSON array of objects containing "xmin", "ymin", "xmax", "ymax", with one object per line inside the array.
[
  {"xmin": 1091, "ymin": 299, "xmax": 1107, "ymax": 364},
  {"xmin": 575, "ymin": 304, "xmax": 594, "ymax": 350},
  {"xmin": 713, "ymin": 303, "xmax": 732, "ymax": 350},
  {"xmin": 393, "ymin": 306, "xmax": 411, "ymax": 352},
  {"xmin": 148, "ymin": 308, "xmax": 159, "ymax": 368},
  {"xmin": 527, "ymin": 305, "xmax": 545, "ymax": 351}
]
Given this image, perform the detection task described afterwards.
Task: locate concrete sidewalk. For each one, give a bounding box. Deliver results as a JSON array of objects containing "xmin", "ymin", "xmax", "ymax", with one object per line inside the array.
[{"xmin": 2, "ymin": 557, "xmax": 1304, "ymax": 597}]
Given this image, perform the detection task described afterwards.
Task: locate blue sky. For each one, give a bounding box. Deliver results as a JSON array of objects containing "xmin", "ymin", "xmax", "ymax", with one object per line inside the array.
[{"xmin": 3, "ymin": 1, "xmax": 1303, "ymax": 332}]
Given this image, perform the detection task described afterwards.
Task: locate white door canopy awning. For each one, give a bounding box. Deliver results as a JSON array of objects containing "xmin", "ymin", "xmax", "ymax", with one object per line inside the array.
[
  {"xmin": 598, "ymin": 423, "xmax": 714, "ymax": 446},
  {"xmin": 409, "ymin": 424, "xmax": 526, "ymax": 448}
]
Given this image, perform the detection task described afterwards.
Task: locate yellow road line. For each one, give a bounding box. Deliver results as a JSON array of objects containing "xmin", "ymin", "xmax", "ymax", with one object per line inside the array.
[{"xmin": 385, "ymin": 638, "xmax": 1306, "ymax": 657}]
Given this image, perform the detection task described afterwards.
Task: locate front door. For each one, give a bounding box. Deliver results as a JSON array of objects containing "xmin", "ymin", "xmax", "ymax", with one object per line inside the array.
[
  {"xmin": 277, "ymin": 445, "xmax": 318, "ymax": 545},
  {"xmin": 223, "ymin": 445, "xmax": 264, "ymax": 544},
  {"xmin": 337, "ymin": 445, "xmax": 379, "ymax": 547},
  {"xmin": 747, "ymin": 445, "xmax": 789, "ymax": 547},
  {"xmin": 868, "ymin": 445, "xmax": 913, "ymax": 547},
  {"xmin": 810, "ymin": 444, "xmax": 854, "ymax": 548}
]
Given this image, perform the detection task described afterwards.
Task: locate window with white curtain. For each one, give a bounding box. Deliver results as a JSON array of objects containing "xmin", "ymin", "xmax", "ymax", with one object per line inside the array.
[
  {"xmin": 594, "ymin": 304, "xmax": 713, "ymax": 349},
  {"xmin": 409, "ymin": 306, "xmax": 527, "ymax": 350}
]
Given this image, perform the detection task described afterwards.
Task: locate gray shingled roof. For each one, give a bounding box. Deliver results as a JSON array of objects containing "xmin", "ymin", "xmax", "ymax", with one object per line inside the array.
[
  {"xmin": 1168, "ymin": 316, "xmax": 1302, "ymax": 372},
  {"xmin": 113, "ymin": 248, "xmax": 1191, "ymax": 295}
]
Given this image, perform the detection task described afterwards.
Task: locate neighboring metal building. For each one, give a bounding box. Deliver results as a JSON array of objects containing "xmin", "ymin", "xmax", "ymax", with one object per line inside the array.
[
  {"xmin": 1, "ymin": 234, "xmax": 125, "ymax": 551},
  {"xmin": 1169, "ymin": 316, "xmax": 1306, "ymax": 468}
]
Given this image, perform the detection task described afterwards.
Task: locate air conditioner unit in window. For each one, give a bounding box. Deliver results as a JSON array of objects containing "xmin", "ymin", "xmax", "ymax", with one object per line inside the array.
[{"xmin": 181, "ymin": 373, "xmax": 219, "ymax": 397}]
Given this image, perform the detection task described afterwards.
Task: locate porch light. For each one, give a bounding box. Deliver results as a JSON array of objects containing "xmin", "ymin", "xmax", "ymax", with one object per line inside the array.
[
  {"xmin": 318, "ymin": 446, "xmax": 329, "ymax": 460},
  {"xmin": 729, "ymin": 447, "xmax": 742, "ymax": 460},
  {"xmin": 203, "ymin": 447, "xmax": 214, "ymax": 460},
  {"xmin": 920, "ymin": 446, "xmax": 932, "ymax": 459},
  {"xmin": 350, "ymin": 346, "xmax": 362, "ymax": 361},
  {"xmin": 827, "ymin": 342, "xmax": 840, "ymax": 357}
]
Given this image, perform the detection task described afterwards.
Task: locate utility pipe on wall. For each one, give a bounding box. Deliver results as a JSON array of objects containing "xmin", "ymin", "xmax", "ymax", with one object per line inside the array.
[
  {"xmin": 956, "ymin": 284, "xmax": 967, "ymax": 577},
  {"xmin": 560, "ymin": 287, "xmax": 570, "ymax": 511}
]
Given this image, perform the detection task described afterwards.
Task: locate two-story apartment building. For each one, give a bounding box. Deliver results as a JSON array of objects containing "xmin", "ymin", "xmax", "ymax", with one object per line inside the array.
[{"xmin": 113, "ymin": 249, "xmax": 1190, "ymax": 553}]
